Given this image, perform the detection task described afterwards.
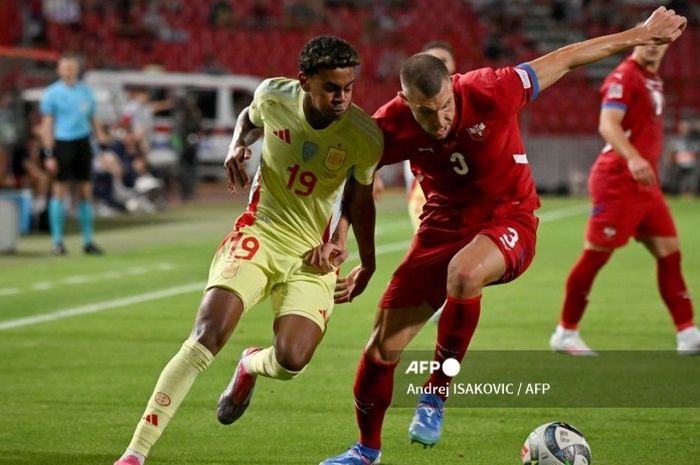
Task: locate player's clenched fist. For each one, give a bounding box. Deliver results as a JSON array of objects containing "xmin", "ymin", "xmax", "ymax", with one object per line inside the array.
[
  {"xmin": 641, "ymin": 6, "xmax": 687, "ymax": 44},
  {"xmin": 224, "ymin": 144, "xmax": 251, "ymax": 194}
]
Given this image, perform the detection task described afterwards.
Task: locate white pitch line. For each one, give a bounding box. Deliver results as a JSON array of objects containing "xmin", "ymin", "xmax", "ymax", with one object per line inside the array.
[
  {"xmin": 32, "ymin": 282, "xmax": 54, "ymax": 291},
  {"xmin": 538, "ymin": 203, "xmax": 589, "ymax": 222},
  {"xmin": 347, "ymin": 240, "xmax": 411, "ymax": 262},
  {"xmin": 0, "ymin": 262, "xmax": 176, "ymax": 296},
  {"xmin": 0, "ymin": 283, "xmax": 203, "ymax": 331},
  {"xmin": 0, "ymin": 204, "xmax": 589, "ymax": 331},
  {"xmin": 375, "ymin": 221, "xmax": 412, "ymax": 234}
]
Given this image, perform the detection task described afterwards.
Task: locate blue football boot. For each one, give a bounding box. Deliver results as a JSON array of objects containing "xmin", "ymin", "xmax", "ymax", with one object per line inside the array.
[
  {"xmin": 408, "ymin": 393, "xmax": 444, "ymax": 447},
  {"xmin": 319, "ymin": 442, "xmax": 381, "ymax": 465}
]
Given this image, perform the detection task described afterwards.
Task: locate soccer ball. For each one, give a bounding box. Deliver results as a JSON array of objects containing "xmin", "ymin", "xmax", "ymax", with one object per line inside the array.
[{"xmin": 521, "ymin": 421, "xmax": 591, "ymax": 465}]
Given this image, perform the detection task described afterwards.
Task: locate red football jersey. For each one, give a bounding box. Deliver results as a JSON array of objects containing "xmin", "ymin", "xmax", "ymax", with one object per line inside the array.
[
  {"xmin": 374, "ymin": 66, "xmax": 540, "ymax": 228},
  {"xmin": 596, "ymin": 56, "xmax": 665, "ymax": 172}
]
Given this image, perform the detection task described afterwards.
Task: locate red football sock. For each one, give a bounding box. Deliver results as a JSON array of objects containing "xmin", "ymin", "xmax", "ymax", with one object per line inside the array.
[
  {"xmin": 657, "ymin": 251, "xmax": 694, "ymax": 331},
  {"xmin": 560, "ymin": 249, "xmax": 611, "ymax": 330},
  {"xmin": 423, "ymin": 295, "xmax": 481, "ymax": 400},
  {"xmin": 354, "ymin": 352, "xmax": 398, "ymax": 450}
]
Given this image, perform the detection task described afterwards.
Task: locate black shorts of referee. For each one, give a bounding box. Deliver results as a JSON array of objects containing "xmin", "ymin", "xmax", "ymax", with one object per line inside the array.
[{"xmin": 54, "ymin": 137, "xmax": 94, "ymax": 182}]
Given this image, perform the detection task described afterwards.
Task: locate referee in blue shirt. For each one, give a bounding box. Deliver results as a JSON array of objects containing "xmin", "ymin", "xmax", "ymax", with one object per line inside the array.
[{"xmin": 40, "ymin": 53, "xmax": 107, "ymax": 255}]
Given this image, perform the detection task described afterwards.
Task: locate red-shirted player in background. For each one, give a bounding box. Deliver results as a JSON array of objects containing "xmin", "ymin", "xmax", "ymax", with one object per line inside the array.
[
  {"xmin": 550, "ymin": 29, "xmax": 700, "ymax": 356},
  {"xmin": 319, "ymin": 7, "xmax": 686, "ymax": 465}
]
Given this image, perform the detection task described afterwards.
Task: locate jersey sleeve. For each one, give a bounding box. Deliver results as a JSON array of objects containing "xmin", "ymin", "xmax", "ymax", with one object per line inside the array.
[
  {"xmin": 377, "ymin": 132, "xmax": 405, "ymax": 167},
  {"xmin": 373, "ymin": 104, "xmax": 409, "ymax": 168},
  {"xmin": 457, "ymin": 66, "xmax": 539, "ymax": 116},
  {"xmin": 352, "ymin": 128, "xmax": 383, "ymax": 185},
  {"xmin": 600, "ymin": 69, "xmax": 635, "ymax": 114},
  {"xmin": 247, "ymin": 78, "xmax": 275, "ymax": 127}
]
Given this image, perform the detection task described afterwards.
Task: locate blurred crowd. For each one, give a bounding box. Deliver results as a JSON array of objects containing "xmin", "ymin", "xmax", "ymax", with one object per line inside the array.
[
  {"xmin": 1, "ymin": 0, "xmax": 700, "ymax": 234},
  {"xmin": 8, "ymin": 1, "xmax": 697, "ymax": 68},
  {"xmin": 3, "ymin": 1, "xmax": 700, "ymax": 114},
  {"xmin": 667, "ymin": 117, "xmax": 700, "ymax": 197},
  {"xmin": 0, "ymin": 84, "xmax": 204, "ymax": 230}
]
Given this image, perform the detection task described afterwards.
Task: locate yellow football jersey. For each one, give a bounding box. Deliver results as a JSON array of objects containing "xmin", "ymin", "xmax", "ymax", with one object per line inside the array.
[{"xmin": 244, "ymin": 77, "xmax": 383, "ymax": 255}]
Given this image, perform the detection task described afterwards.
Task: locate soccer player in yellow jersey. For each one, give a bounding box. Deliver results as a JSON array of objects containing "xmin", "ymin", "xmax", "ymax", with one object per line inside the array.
[{"xmin": 114, "ymin": 36, "xmax": 382, "ymax": 465}]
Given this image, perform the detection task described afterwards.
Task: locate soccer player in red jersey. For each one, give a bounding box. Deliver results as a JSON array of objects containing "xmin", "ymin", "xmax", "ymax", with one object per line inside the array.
[
  {"xmin": 550, "ymin": 29, "xmax": 700, "ymax": 356},
  {"xmin": 320, "ymin": 8, "xmax": 686, "ymax": 465}
]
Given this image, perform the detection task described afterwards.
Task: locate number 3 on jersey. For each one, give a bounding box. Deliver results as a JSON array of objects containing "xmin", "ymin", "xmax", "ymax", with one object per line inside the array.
[
  {"xmin": 287, "ymin": 164, "xmax": 318, "ymax": 196},
  {"xmin": 451, "ymin": 152, "xmax": 469, "ymax": 175},
  {"xmin": 499, "ymin": 227, "xmax": 519, "ymax": 250}
]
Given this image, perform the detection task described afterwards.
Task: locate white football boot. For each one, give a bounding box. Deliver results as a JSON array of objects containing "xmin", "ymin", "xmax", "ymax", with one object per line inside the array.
[
  {"xmin": 549, "ymin": 325, "xmax": 598, "ymax": 356},
  {"xmin": 676, "ymin": 326, "xmax": 700, "ymax": 355}
]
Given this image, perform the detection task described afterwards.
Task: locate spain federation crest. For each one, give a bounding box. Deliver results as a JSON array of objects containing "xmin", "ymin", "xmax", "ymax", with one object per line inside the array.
[
  {"xmin": 324, "ymin": 146, "xmax": 346, "ymax": 171},
  {"xmin": 221, "ymin": 260, "xmax": 240, "ymax": 279}
]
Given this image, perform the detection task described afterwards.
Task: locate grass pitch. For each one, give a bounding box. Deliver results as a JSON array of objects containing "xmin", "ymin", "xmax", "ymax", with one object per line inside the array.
[{"xmin": 1, "ymin": 192, "xmax": 698, "ymax": 464}]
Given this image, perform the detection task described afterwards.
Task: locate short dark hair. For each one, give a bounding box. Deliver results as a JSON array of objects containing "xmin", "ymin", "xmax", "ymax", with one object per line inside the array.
[
  {"xmin": 299, "ymin": 36, "xmax": 360, "ymax": 75},
  {"xmin": 59, "ymin": 52, "xmax": 81, "ymax": 62},
  {"xmin": 422, "ymin": 40, "xmax": 454, "ymax": 57},
  {"xmin": 400, "ymin": 53, "xmax": 450, "ymax": 97}
]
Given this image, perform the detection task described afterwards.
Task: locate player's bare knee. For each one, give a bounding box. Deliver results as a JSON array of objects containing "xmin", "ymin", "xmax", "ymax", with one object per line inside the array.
[
  {"xmin": 191, "ymin": 325, "xmax": 228, "ymax": 356},
  {"xmin": 274, "ymin": 346, "xmax": 312, "ymax": 374},
  {"xmin": 645, "ymin": 238, "xmax": 679, "ymax": 259},
  {"xmin": 377, "ymin": 346, "xmax": 401, "ymax": 364},
  {"xmin": 367, "ymin": 338, "xmax": 401, "ymax": 364},
  {"xmin": 447, "ymin": 261, "xmax": 484, "ymax": 297}
]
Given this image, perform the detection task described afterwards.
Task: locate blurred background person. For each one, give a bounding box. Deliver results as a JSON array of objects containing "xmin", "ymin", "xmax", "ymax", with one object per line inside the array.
[
  {"xmin": 12, "ymin": 110, "xmax": 50, "ymax": 225},
  {"xmin": 550, "ymin": 34, "xmax": 700, "ymax": 355},
  {"xmin": 40, "ymin": 52, "xmax": 107, "ymax": 255},
  {"xmin": 667, "ymin": 118, "xmax": 699, "ymax": 197},
  {"xmin": 172, "ymin": 90, "xmax": 202, "ymax": 201}
]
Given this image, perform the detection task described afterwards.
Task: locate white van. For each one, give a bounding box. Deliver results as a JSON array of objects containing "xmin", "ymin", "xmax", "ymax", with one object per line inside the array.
[
  {"xmin": 86, "ymin": 70, "xmax": 263, "ymax": 179},
  {"xmin": 25, "ymin": 71, "xmax": 263, "ymax": 179}
]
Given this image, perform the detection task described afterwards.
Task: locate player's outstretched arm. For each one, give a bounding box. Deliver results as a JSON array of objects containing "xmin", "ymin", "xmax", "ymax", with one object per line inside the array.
[
  {"xmin": 224, "ymin": 106, "xmax": 263, "ymax": 194},
  {"xmin": 526, "ymin": 6, "xmax": 686, "ymax": 93},
  {"xmin": 335, "ymin": 178, "xmax": 376, "ymax": 303}
]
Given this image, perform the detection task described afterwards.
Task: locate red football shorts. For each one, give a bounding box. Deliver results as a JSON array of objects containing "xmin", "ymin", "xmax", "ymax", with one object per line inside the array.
[
  {"xmin": 585, "ymin": 194, "xmax": 677, "ymax": 248},
  {"xmin": 380, "ymin": 210, "xmax": 538, "ymax": 310},
  {"xmin": 586, "ymin": 163, "xmax": 677, "ymax": 248}
]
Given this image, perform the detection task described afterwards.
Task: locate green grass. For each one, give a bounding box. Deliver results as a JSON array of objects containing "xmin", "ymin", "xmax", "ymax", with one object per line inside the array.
[{"xmin": 1, "ymin": 193, "xmax": 698, "ymax": 464}]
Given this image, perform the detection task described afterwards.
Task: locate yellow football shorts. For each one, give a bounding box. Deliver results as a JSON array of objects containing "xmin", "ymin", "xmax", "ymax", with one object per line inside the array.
[{"xmin": 205, "ymin": 223, "xmax": 336, "ymax": 331}]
